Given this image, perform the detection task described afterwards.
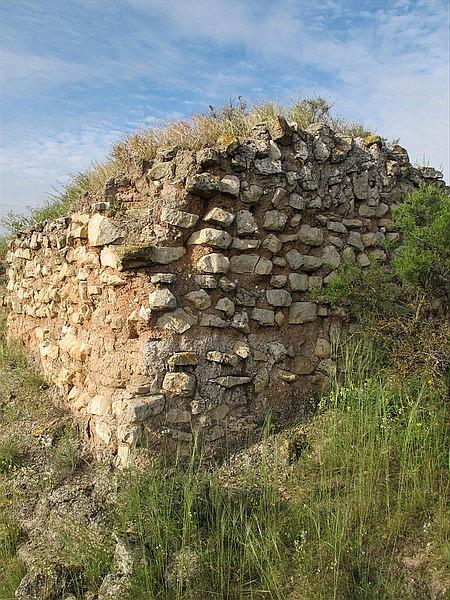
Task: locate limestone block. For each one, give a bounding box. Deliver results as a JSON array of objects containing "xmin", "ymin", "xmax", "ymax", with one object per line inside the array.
[
  {"xmin": 277, "ymin": 368, "xmax": 297, "ymax": 382},
  {"xmin": 298, "ymin": 224, "xmax": 324, "ymax": 246},
  {"xmin": 101, "ymin": 245, "xmax": 186, "ymax": 270},
  {"xmin": 358, "ymin": 204, "xmax": 377, "ymax": 217},
  {"xmin": 327, "ymin": 221, "xmax": 347, "ymax": 233},
  {"xmin": 289, "ymin": 273, "xmax": 308, "ymax": 291},
  {"xmin": 89, "ymin": 395, "xmax": 110, "ymax": 416},
  {"xmin": 233, "ymin": 341, "xmax": 251, "ymax": 358},
  {"xmin": 230, "ymin": 254, "xmax": 259, "ymax": 274},
  {"xmin": 361, "ymin": 232, "xmax": 381, "ymax": 247},
  {"xmin": 289, "ymin": 193, "xmax": 308, "ymax": 210},
  {"xmin": 148, "ymin": 288, "xmax": 177, "ymax": 310},
  {"xmin": 220, "ymin": 175, "xmax": 240, "ymax": 196},
  {"xmin": 342, "ymin": 218, "xmax": 364, "ymax": 228},
  {"xmin": 100, "ymin": 271, "xmax": 127, "ymax": 286},
  {"xmin": 149, "ymin": 246, "xmax": 187, "ymax": 265},
  {"xmin": 161, "ymin": 207, "xmax": 199, "ymax": 228},
  {"xmin": 348, "ymin": 232, "xmax": 364, "ymax": 251},
  {"xmin": 196, "ymin": 253, "xmax": 230, "ymax": 274},
  {"xmin": 151, "ymin": 273, "xmax": 176, "ymax": 284},
  {"xmin": 376, "ymin": 203, "xmax": 389, "ymax": 217},
  {"xmin": 342, "ymin": 247, "xmax": 356, "ymax": 263},
  {"xmin": 200, "ymin": 314, "xmax": 228, "ymax": 328},
  {"xmin": 266, "ymin": 289, "xmax": 292, "ymax": 307},
  {"xmin": 215, "ymin": 297, "xmax": 235, "ymax": 316},
  {"xmin": 204, "ymin": 207, "xmax": 235, "ymax": 227},
  {"xmin": 167, "ymin": 352, "xmax": 198, "ymax": 367},
  {"xmin": 156, "ymin": 308, "xmax": 198, "ymax": 333},
  {"xmin": 185, "ymin": 289, "xmax": 212, "ymax": 310},
  {"xmin": 352, "ymin": 171, "xmax": 369, "ymax": 200},
  {"xmin": 322, "ymin": 245, "xmax": 341, "ymax": 270},
  {"xmin": 235, "ymin": 210, "xmax": 258, "ymax": 235},
  {"xmin": 254, "ymin": 158, "xmax": 282, "ymax": 175},
  {"xmin": 285, "ymin": 250, "xmax": 322, "ymax": 271},
  {"xmin": 95, "ymin": 421, "xmax": 112, "ymax": 444},
  {"xmin": 275, "ymin": 310, "xmax": 286, "ymax": 326},
  {"xmin": 270, "ymin": 275, "xmax": 287, "ymax": 288},
  {"xmin": 232, "ymin": 238, "xmax": 260, "ymax": 251},
  {"xmin": 162, "ymin": 372, "xmax": 196, "ymax": 396},
  {"xmin": 206, "ymin": 351, "xmax": 238, "ymax": 367},
  {"xmin": 255, "ymin": 257, "xmax": 273, "ymax": 275},
  {"xmin": 271, "ymin": 188, "xmax": 288, "ymax": 208},
  {"xmin": 288, "ymin": 302, "xmax": 317, "ymax": 324},
  {"xmin": 194, "ymin": 274, "xmax": 218, "ymax": 288},
  {"xmin": 88, "ymin": 214, "xmax": 125, "ymax": 246},
  {"xmin": 231, "ymin": 311, "xmax": 250, "ymax": 333},
  {"xmin": 263, "ymin": 210, "xmax": 287, "ymax": 232},
  {"xmin": 251, "ymin": 308, "xmax": 275, "ymax": 326},
  {"xmin": 241, "ymin": 184, "xmax": 263, "ymax": 204},
  {"xmin": 357, "ymin": 253, "xmax": 371, "ymax": 267},
  {"xmin": 209, "ymin": 376, "xmax": 252, "ymax": 388},
  {"xmin": 188, "ymin": 228, "xmax": 232, "ymax": 249},
  {"xmin": 121, "ymin": 396, "xmax": 165, "ymax": 421},
  {"xmin": 267, "ymin": 341, "xmax": 289, "ymax": 362},
  {"xmin": 261, "ymin": 234, "xmax": 282, "ymax": 253},
  {"xmin": 293, "ymin": 355, "xmax": 315, "ymax": 374},
  {"xmin": 315, "ymin": 338, "xmax": 332, "ymax": 359}
]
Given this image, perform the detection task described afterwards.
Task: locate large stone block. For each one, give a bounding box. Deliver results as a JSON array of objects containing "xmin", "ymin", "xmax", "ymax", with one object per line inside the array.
[
  {"xmin": 162, "ymin": 372, "xmax": 196, "ymax": 396},
  {"xmin": 288, "ymin": 302, "xmax": 317, "ymax": 324},
  {"xmin": 88, "ymin": 214, "xmax": 125, "ymax": 246}
]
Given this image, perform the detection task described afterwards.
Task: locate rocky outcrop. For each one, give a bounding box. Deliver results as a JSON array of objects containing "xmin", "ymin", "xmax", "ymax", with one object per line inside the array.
[{"xmin": 3, "ymin": 121, "xmax": 445, "ymax": 464}]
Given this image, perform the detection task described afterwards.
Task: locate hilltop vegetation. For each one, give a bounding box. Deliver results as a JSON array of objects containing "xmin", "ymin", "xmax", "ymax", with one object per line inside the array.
[{"xmin": 0, "ymin": 97, "xmax": 370, "ymax": 246}]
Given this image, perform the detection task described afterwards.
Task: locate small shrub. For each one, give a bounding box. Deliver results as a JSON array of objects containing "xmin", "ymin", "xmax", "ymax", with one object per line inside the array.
[
  {"xmin": 49, "ymin": 425, "xmax": 80, "ymax": 477},
  {"xmin": 0, "ymin": 439, "xmax": 22, "ymax": 473},
  {"xmin": 316, "ymin": 259, "xmax": 397, "ymax": 322},
  {"xmin": 0, "ymin": 514, "xmax": 25, "ymax": 598},
  {"xmin": 393, "ymin": 185, "xmax": 450, "ymax": 303}
]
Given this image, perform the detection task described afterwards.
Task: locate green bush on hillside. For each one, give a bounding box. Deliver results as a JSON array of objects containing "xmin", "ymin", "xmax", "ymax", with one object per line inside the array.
[
  {"xmin": 392, "ymin": 185, "xmax": 450, "ymax": 303},
  {"xmin": 314, "ymin": 258, "xmax": 398, "ymax": 322}
]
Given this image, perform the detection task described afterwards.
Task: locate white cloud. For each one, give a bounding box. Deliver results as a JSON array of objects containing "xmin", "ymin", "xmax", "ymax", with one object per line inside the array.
[
  {"xmin": 1, "ymin": 0, "xmax": 448, "ymax": 223},
  {"xmin": 0, "ymin": 126, "xmax": 122, "ymax": 219}
]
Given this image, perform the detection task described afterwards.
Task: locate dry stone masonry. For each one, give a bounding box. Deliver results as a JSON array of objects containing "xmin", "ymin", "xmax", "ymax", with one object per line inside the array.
[{"xmin": 3, "ymin": 119, "xmax": 445, "ymax": 464}]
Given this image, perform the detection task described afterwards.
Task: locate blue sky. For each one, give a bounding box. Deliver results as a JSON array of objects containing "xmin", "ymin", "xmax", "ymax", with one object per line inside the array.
[{"xmin": 1, "ymin": 0, "xmax": 449, "ymax": 221}]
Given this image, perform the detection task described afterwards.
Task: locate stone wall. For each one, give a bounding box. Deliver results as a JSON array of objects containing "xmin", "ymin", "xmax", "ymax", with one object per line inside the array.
[{"xmin": 3, "ymin": 119, "xmax": 445, "ymax": 464}]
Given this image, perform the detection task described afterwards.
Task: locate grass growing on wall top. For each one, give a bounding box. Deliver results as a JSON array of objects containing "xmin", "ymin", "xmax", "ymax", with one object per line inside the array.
[{"xmin": 0, "ymin": 96, "xmax": 372, "ymax": 244}]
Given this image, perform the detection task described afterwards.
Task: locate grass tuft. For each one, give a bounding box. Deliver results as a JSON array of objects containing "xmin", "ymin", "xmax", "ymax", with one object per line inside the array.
[{"xmin": 0, "ymin": 97, "xmax": 373, "ymax": 241}]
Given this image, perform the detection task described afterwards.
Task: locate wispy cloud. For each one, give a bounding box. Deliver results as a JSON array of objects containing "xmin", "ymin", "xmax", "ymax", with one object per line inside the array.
[{"xmin": 0, "ymin": 0, "xmax": 448, "ymax": 219}]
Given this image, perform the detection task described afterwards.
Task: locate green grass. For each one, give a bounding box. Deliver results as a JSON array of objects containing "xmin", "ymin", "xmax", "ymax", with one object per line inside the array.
[
  {"xmin": 0, "ymin": 331, "xmax": 447, "ymax": 598},
  {"xmin": 0, "ymin": 440, "xmax": 22, "ymax": 474},
  {"xmin": 288, "ymin": 339, "xmax": 449, "ymax": 599},
  {"xmin": 0, "ymin": 511, "xmax": 25, "ymax": 600},
  {"xmin": 78, "ymin": 336, "xmax": 446, "ymax": 600},
  {"xmin": 114, "ymin": 454, "xmax": 288, "ymax": 599},
  {"xmin": 0, "ymin": 317, "xmax": 47, "ymax": 394}
]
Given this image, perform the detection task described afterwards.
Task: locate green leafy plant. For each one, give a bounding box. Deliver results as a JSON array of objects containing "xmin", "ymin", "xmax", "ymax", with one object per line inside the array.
[
  {"xmin": 392, "ymin": 185, "xmax": 450, "ymax": 303},
  {"xmin": 315, "ymin": 259, "xmax": 397, "ymax": 322}
]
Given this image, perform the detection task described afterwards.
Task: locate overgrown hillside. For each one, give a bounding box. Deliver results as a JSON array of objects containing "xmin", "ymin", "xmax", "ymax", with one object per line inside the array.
[{"xmin": 0, "ymin": 102, "xmax": 449, "ymax": 599}]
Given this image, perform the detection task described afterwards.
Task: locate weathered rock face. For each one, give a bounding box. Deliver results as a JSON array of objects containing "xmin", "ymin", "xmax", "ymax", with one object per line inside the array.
[{"xmin": 3, "ymin": 121, "xmax": 445, "ymax": 465}]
